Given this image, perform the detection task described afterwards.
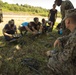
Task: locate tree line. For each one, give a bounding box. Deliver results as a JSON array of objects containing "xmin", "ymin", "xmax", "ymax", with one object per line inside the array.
[{"xmin": 0, "ymin": 0, "xmax": 61, "ymax": 17}]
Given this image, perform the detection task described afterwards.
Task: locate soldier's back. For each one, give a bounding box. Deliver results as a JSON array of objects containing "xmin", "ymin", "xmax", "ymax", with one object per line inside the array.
[{"xmin": 61, "ymin": 0, "xmax": 74, "ymax": 19}]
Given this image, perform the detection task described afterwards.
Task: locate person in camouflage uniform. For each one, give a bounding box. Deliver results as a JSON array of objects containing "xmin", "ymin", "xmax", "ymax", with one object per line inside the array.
[
  {"xmin": 0, "ymin": 8, "xmax": 3, "ymax": 23},
  {"xmin": 55, "ymin": 0, "xmax": 74, "ymax": 35},
  {"xmin": 47, "ymin": 9, "xmax": 76, "ymax": 75}
]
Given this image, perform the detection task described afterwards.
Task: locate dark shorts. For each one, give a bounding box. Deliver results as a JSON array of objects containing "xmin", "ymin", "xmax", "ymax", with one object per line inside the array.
[
  {"xmin": 19, "ymin": 26, "xmax": 27, "ymax": 31},
  {"xmin": 4, "ymin": 30, "xmax": 15, "ymax": 41},
  {"xmin": 42, "ymin": 26, "xmax": 52, "ymax": 32},
  {"xmin": 4, "ymin": 35, "xmax": 14, "ymax": 41},
  {"xmin": 49, "ymin": 18, "xmax": 55, "ymax": 26}
]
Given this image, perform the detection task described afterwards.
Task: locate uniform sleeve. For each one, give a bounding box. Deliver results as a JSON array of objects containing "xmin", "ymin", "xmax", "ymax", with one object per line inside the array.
[
  {"xmin": 61, "ymin": 1, "xmax": 74, "ymax": 19},
  {"xmin": 57, "ymin": 34, "xmax": 70, "ymax": 43},
  {"xmin": 64, "ymin": 1, "xmax": 74, "ymax": 10},
  {"xmin": 64, "ymin": 1, "xmax": 74, "ymax": 16},
  {"xmin": 48, "ymin": 32, "xmax": 76, "ymax": 72},
  {"xmin": 57, "ymin": 35, "xmax": 76, "ymax": 63}
]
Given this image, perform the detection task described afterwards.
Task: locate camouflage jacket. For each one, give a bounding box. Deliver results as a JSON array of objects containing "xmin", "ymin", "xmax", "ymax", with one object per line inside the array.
[
  {"xmin": 48, "ymin": 28, "xmax": 76, "ymax": 75},
  {"xmin": 61, "ymin": 0, "xmax": 74, "ymax": 19}
]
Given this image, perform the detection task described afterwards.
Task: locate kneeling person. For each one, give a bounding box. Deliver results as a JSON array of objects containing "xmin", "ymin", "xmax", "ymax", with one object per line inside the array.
[
  {"xmin": 19, "ymin": 22, "xmax": 37, "ymax": 35},
  {"xmin": 31, "ymin": 17, "xmax": 43, "ymax": 34},
  {"xmin": 3, "ymin": 20, "xmax": 17, "ymax": 41}
]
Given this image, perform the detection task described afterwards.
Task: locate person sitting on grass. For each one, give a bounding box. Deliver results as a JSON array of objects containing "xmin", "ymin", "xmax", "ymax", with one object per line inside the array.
[
  {"xmin": 46, "ymin": 9, "xmax": 76, "ymax": 75},
  {"xmin": 18, "ymin": 22, "xmax": 38, "ymax": 36},
  {"xmin": 42, "ymin": 18, "xmax": 52, "ymax": 33},
  {"xmin": 3, "ymin": 19, "xmax": 17, "ymax": 41},
  {"xmin": 31, "ymin": 17, "xmax": 43, "ymax": 34},
  {"xmin": 56, "ymin": 22, "xmax": 63, "ymax": 35},
  {"xmin": 19, "ymin": 17, "xmax": 42, "ymax": 38}
]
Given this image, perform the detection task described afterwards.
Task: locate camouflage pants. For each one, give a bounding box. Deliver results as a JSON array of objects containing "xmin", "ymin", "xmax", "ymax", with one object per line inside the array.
[{"xmin": 48, "ymin": 57, "xmax": 76, "ymax": 75}]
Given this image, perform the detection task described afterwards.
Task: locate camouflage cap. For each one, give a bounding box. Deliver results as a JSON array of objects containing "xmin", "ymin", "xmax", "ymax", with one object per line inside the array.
[{"xmin": 63, "ymin": 9, "xmax": 76, "ymax": 21}]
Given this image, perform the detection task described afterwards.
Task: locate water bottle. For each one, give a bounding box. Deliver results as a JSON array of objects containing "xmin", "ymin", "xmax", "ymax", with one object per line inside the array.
[{"xmin": 59, "ymin": 28, "xmax": 63, "ymax": 35}]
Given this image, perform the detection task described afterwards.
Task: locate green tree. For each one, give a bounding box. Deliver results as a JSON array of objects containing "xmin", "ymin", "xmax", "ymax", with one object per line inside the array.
[
  {"xmin": 2, "ymin": 1, "xmax": 50, "ymax": 17},
  {"xmin": 0, "ymin": 0, "xmax": 3, "ymax": 7}
]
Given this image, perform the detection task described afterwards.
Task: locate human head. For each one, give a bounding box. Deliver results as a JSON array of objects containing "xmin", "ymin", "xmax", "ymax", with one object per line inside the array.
[
  {"xmin": 34, "ymin": 17, "xmax": 39, "ymax": 24},
  {"xmin": 8, "ymin": 20, "xmax": 12, "ymax": 25},
  {"xmin": 53, "ymin": 4, "xmax": 56, "ymax": 9},
  {"xmin": 42, "ymin": 18, "xmax": 46, "ymax": 23},
  {"xmin": 64, "ymin": 9, "xmax": 76, "ymax": 32},
  {"xmin": 8, "ymin": 20, "xmax": 14, "ymax": 28},
  {"xmin": 11, "ymin": 19, "xmax": 14, "ymax": 24},
  {"xmin": 55, "ymin": 0, "xmax": 62, "ymax": 6},
  {"xmin": 10, "ymin": 19, "xmax": 15, "ymax": 27}
]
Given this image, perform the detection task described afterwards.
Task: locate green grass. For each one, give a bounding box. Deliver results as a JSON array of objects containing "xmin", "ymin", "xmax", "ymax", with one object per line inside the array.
[
  {"xmin": 0, "ymin": 30, "xmax": 61, "ymax": 75},
  {"xmin": 0, "ymin": 21, "xmax": 61, "ymax": 75}
]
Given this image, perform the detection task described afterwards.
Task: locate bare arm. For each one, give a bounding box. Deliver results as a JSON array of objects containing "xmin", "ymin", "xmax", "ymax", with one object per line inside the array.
[
  {"xmin": 3, "ymin": 28, "xmax": 13, "ymax": 37},
  {"xmin": 48, "ymin": 11, "xmax": 51, "ymax": 20},
  {"xmin": 31, "ymin": 27, "xmax": 38, "ymax": 32},
  {"xmin": 54, "ymin": 34, "xmax": 71, "ymax": 48},
  {"xmin": 14, "ymin": 25, "xmax": 17, "ymax": 34},
  {"xmin": 25, "ymin": 26, "xmax": 33, "ymax": 33}
]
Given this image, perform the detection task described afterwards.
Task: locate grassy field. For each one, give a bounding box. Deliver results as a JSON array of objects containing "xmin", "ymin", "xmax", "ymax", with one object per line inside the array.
[{"xmin": 0, "ymin": 15, "xmax": 61, "ymax": 75}]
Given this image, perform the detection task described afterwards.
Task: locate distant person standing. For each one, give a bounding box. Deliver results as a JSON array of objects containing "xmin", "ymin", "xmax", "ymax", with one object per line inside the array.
[
  {"xmin": 55, "ymin": 0, "xmax": 74, "ymax": 35},
  {"xmin": 18, "ymin": 22, "xmax": 38, "ymax": 35},
  {"xmin": 55, "ymin": 0, "xmax": 74, "ymax": 20},
  {"xmin": 48, "ymin": 4, "xmax": 57, "ymax": 31}
]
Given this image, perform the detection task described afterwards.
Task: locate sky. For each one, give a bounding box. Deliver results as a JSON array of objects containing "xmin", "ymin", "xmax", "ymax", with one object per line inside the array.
[{"xmin": 2, "ymin": 0, "xmax": 76, "ymax": 11}]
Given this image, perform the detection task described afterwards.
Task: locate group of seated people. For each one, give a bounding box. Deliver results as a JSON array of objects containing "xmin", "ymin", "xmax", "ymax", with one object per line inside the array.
[
  {"xmin": 2, "ymin": 9, "xmax": 76, "ymax": 75},
  {"xmin": 3, "ymin": 17, "xmax": 53, "ymax": 41},
  {"xmin": 19, "ymin": 17, "xmax": 53, "ymax": 35}
]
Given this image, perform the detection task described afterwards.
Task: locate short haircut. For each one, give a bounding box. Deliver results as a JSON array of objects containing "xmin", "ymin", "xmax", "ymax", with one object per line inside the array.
[
  {"xmin": 53, "ymin": 4, "xmax": 56, "ymax": 6},
  {"xmin": 70, "ymin": 16, "xmax": 76, "ymax": 24},
  {"xmin": 42, "ymin": 18, "xmax": 45, "ymax": 22},
  {"xmin": 11, "ymin": 19, "xmax": 14, "ymax": 21},
  {"xmin": 63, "ymin": 9, "xmax": 76, "ymax": 24},
  {"xmin": 8, "ymin": 20, "xmax": 12, "ymax": 24},
  {"xmin": 34, "ymin": 17, "xmax": 38, "ymax": 22}
]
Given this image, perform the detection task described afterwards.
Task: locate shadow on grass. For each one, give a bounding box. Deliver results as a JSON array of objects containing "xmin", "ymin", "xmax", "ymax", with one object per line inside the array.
[
  {"xmin": 0, "ymin": 36, "xmax": 7, "ymax": 48},
  {"xmin": 0, "ymin": 31, "xmax": 60, "ymax": 75}
]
